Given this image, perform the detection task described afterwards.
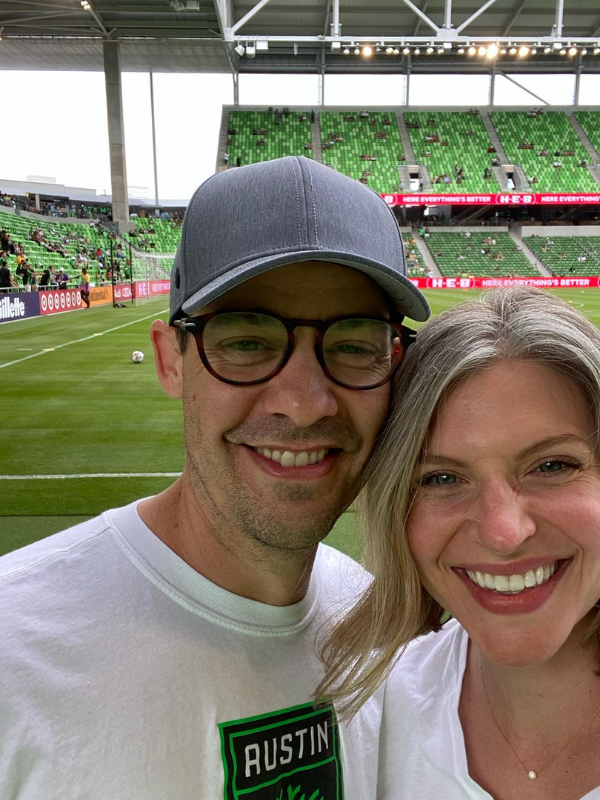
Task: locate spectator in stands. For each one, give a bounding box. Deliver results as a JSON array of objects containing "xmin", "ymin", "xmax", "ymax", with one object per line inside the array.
[
  {"xmin": 0, "ymin": 260, "xmax": 14, "ymax": 293},
  {"xmin": 236, "ymin": 156, "xmax": 241, "ymax": 167}
]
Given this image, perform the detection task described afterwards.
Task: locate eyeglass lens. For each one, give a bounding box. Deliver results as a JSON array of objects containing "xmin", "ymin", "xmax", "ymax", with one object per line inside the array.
[{"xmin": 201, "ymin": 312, "xmax": 400, "ymax": 388}]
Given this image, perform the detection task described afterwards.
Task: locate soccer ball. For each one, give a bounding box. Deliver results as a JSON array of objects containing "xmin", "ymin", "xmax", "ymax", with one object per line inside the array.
[{"xmin": 132, "ymin": 351, "xmax": 145, "ymax": 363}]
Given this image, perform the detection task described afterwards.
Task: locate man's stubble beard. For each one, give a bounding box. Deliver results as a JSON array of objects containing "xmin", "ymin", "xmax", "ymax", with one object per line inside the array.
[{"xmin": 182, "ymin": 396, "xmax": 361, "ymax": 554}]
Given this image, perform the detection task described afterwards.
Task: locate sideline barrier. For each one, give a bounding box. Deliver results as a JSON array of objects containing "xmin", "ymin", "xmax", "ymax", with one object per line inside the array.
[
  {"xmin": 409, "ymin": 276, "xmax": 600, "ymax": 289},
  {"xmin": 40, "ymin": 289, "xmax": 83, "ymax": 315},
  {"xmin": 383, "ymin": 193, "xmax": 600, "ymax": 207},
  {"xmin": 135, "ymin": 280, "xmax": 170, "ymax": 299},
  {"xmin": 89, "ymin": 286, "xmax": 113, "ymax": 307},
  {"xmin": 0, "ymin": 293, "xmax": 40, "ymax": 324}
]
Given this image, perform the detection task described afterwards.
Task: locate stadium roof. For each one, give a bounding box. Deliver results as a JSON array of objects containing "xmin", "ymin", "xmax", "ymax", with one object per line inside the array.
[{"xmin": 1, "ymin": 0, "xmax": 600, "ymax": 74}]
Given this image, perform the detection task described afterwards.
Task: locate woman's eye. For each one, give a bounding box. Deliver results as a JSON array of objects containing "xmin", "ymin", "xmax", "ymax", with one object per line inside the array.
[
  {"xmin": 422, "ymin": 472, "xmax": 458, "ymax": 487},
  {"xmin": 537, "ymin": 459, "xmax": 579, "ymax": 475}
]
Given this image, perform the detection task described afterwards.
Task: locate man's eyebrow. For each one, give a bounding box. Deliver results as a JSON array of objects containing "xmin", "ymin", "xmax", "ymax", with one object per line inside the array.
[{"xmin": 418, "ymin": 434, "xmax": 593, "ymax": 469}]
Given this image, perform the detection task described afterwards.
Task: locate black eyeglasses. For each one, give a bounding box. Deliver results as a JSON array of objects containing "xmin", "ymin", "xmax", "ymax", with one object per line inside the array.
[{"xmin": 173, "ymin": 309, "xmax": 416, "ymax": 390}]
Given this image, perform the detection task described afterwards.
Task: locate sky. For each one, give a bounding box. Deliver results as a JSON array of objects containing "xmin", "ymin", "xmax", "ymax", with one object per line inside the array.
[{"xmin": 1, "ymin": 69, "xmax": 599, "ymax": 203}]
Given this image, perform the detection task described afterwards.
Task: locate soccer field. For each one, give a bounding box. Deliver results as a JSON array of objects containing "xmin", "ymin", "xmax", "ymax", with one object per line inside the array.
[{"xmin": 2, "ymin": 288, "xmax": 599, "ymax": 557}]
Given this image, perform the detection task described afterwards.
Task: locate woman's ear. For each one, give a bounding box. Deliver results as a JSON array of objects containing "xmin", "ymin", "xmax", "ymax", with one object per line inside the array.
[{"xmin": 149, "ymin": 319, "xmax": 183, "ymax": 399}]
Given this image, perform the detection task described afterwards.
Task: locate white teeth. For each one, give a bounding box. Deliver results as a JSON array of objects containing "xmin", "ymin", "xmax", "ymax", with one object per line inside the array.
[
  {"xmin": 524, "ymin": 570, "xmax": 536, "ymax": 588},
  {"xmin": 254, "ymin": 447, "xmax": 329, "ymax": 467},
  {"xmin": 465, "ymin": 562, "xmax": 560, "ymax": 594}
]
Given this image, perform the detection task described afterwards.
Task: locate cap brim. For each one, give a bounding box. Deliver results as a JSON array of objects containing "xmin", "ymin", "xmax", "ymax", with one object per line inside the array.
[{"xmin": 180, "ymin": 250, "xmax": 430, "ymax": 322}]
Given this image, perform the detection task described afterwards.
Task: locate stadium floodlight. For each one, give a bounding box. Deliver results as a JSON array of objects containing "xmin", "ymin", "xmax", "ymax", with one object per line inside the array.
[
  {"xmin": 234, "ymin": 43, "xmax": 245, "ymax": 56},
  {"xmin": 363, "ymin": 45, "xmax": 372, "ymax": 56},
  {"xmin": 386, "ymin": 46, "xmax": 393, "ymax": 54},
  {"xmin": 509, "ymin": 46, "xmax": 517, "ymax": 54},
  {"xmin": 403, "ymin": 47, "xmax": 410, "ymax": 55},
  {"xmin": 478, "ymin": 46, "xmax": 487, "ymax": 56},
  {"xmin": 80, "ymin": 0, "xmax": 91, "ymax": 8},
  {"xmin": 468, "ymin": 46, "xmax": 476, "ymax": 55},
  {"xmin": 487, "ymin": 44, "xmax": 499, "ymax": 58},
  {"xmin": 544, "ymin": 46, "xmax": 552, "ymax": 53},
  {"xmin": 426, "ymin": 46, "xmax": 434, "ymax": 54},
  {"xmin": 246, "ymin": 42, "xmax": 256, "ymax": 58},
  {"xmin": 560, "ymin": 48, "xmax": 567, "ymax": 55},
  {"xmin": 343, "ymin": 47, "xmax": 350, "ymax": 54},
  {"xmin": 437, "ymin": 48, "xmax": 444, "ymax": 54},
  {"xmin": 354, "ymin": 46, "xmax": 360, "ymax": 54},
  {"xmin": 393, "ymin": 47, "xmax": 400, "ymax": 54},
  {"xmin": 568, "ymin": 46, "xmax": 577, "ymax": 55},
  {"xmin": 581, "ymin": 48, "xmax": 588, "ymax": 55},
  {"xmin": 500, "ymin": 47, "xmax": 507, "ymax": 54},
  {"xmin": 595, "ymin": 47, "xmax": 600, "ymax": 55},
  {"xmin": 458, "ymin": 47, "xmax": 465, "ymax": 54},
  {"xmin": 414, "ymin": 47, "xmax": 420, "ymax": 54},
  {"xmin": 518, "ymin": 46, "xmax": 529, "ymax": 56}
]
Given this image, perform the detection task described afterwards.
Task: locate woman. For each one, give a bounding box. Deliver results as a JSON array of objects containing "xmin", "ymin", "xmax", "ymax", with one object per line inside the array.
[{"xmin": 319, "ymin": 287, "xmax": 600, "ymax": 799}]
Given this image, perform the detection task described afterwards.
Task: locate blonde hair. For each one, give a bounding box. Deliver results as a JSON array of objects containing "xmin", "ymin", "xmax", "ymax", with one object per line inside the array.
[{"xmin": 317, "ymin": 286, "xmax": 600, "ymax": 718}]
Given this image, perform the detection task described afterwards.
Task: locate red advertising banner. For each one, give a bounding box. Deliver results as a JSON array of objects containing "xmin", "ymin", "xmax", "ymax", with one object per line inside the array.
[
  {"xmin": 39, "ymin": 289, "xmax": 83, "ymax": 315},
  {"xmin": 113, "ymin": 283, "xmax": 133, "ymax": 301},
  {"xmin": 135, "ymin": 280, "xmax": 170, "ymax": 298},
  {"xmin": 382, "ymin": 192, "xmax": 600, "ymax": 207},
  {"xmin": 409, "ymin": 276, "xmax": 600, "ymax": 290}
]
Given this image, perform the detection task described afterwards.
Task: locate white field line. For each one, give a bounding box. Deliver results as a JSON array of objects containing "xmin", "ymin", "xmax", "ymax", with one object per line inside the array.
[
  {"xmin": 1, "ymin": 473, "xmax": 182, "ymax": 480},
  {"xmin": 0, "ymin": 311, "xmax": 165, "ymax": 370}
]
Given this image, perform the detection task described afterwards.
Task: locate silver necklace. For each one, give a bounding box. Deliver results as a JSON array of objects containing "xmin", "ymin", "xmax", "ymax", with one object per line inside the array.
[{"xmin": 479, "ymin": 652, "xmax": 600, "ymax": 780}]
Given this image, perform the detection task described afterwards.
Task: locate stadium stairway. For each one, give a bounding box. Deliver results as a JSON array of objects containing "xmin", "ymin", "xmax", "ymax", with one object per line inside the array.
[
  {"xmin": 419, "ymin": 165, "xmax": 433, "ymax": 191},
  {"xmin": 565, "ymin": 112, "xmax": 600, "ymax": 190},
  {"xmin": 480, "ymin": 112, "xmax": 509, "ymax": 163},
  {"xmin": 311, "ymin": 114, "xmax": 323, "ymax": 162},
  {"xmin": 513, "ymin": 163, "xmax": 532, "ymax": 191},
  {"xmin": 509, "ymin": 227, "xmax": 551, "ymax": 276},
  {"xmin": 412, "ymin": 227, "xmax": 442, "ymax": 276},
  {"xmin": 398, "ymin": 164, "xmax": 412, "ymax": 191},
  {"xmin": 394, "ymin": 111, "xmax": 416, "ymax": 164},
  {"xmin": 493, "ymin": 165, "xmax": 511, "ymax": 190}
]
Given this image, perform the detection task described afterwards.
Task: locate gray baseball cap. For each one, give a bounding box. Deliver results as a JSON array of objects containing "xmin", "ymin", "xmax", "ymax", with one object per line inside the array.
[{"xmin": 169, "ymin": 156, "xmax": 430, "ymax": 324}]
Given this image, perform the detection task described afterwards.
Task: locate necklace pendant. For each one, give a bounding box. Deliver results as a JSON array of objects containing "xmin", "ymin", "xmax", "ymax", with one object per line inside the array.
[{"xmin": 528, "ymin": 771, "xmax": 537, "ymax": 780}]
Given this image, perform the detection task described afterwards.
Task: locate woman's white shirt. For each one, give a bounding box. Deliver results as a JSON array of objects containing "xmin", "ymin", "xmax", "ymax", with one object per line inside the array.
[{"xmin": 377, "ymin": 619, "xmax": 600, "ymax": 799}]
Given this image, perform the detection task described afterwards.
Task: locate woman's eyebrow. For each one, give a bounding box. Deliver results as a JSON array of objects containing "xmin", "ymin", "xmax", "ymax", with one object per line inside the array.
[
  {"xmin": 417, "ymin": 454, "xmax": 469, "ymax": 468},
  {"xmin": 516, "ymin": 434, "xmax": 593, "ymax": 462}
]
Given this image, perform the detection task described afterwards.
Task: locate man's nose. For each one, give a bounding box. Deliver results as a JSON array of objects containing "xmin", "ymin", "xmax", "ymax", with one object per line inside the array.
[
  {"xmin": 261, "ymin": 328, "xmax": 339, "ymax": 426},
  {"xmin": 470, "ymin": 478, "xmax": 536, "ymax": 556}
]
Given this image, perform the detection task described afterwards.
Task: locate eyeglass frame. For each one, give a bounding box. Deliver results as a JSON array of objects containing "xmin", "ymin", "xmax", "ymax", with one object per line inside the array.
[{"xmin": 173, "ymin": 308, "xmax": 417, "ymax": 390}]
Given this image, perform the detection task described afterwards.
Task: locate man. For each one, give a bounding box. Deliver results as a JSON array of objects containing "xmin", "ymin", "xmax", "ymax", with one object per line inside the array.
[
  {"xmin": 80, "ymin": 265, "xmax": 91, "ymax": 308},
  {"xmin": 0, "ymin": 256, "xmax": 14, "ymax": 293},
  {"xmin": 0, "ymin": 157, "xmax": 429, "ymax": 799}
]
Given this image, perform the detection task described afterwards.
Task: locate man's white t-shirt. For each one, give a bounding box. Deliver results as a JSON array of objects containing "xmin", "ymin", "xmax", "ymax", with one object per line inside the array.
[
  {"xmin": 0, "ymin": 500, "xmax": 383, "ymax": 799},
  {"xmin": 378, "ymin": 618, "xmax": 600, "ymax": 799}
]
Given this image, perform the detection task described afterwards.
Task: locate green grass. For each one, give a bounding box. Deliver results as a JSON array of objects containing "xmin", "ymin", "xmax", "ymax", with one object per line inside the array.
[{"xmin": 2, "ymin": 288, "xmax": 599, "ymax": 557}]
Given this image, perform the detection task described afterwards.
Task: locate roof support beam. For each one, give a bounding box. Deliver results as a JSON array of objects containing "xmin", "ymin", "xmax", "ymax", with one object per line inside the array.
[
  {"xmin": 443, "ymin": 0, "xmax": 452, "ymax": 30},
  {"xmin": 412, "ymin": 0, "xmax": 429, "ymax": 36},
  {"xmin": 593, "ymin": 18, "xmax": 600, "ymax": 37},
  {"xmin": 231, "ymin": 0, "xmax": 272, "ymax": 35},
  {"xmin": 331, "ymin": 0, "xmax": 340, "ymax": 38},
  {"xmin": 498, "ymin": 71, "xmax": 549, "ymax": 104},
  {"xmin": 0, "ymin": 11, "xmax": 74, "ymax": 26},
  {"xmin": 554, "ymin": 0, "xmax": 564, "ymax": 38},
  {"xmin": 401, "ymin": 0, "xmax": 439, "ymax": 35},
  {"xmin": 456, "ymin": 0, "xmax": 499, "ymax": 34},
  {"xmin": 503, "ymin": 0, "xmax": 527, "ymax": 36}
]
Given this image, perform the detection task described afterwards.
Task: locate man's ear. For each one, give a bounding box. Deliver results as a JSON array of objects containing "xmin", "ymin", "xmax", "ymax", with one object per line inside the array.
[{"xmin": 149, "ymin": 319, "xmax": 183, "ymax": 399}]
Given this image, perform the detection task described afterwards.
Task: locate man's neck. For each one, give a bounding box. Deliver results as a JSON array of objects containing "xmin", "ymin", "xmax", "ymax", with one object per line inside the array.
[{"xmin": 137, "ymin": 476, "xmax": 318, "ymax": 606}]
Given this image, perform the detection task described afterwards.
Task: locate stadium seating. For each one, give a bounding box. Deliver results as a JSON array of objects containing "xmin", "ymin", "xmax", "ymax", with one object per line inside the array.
[
  {"xmin": 0, "ymin": 210, "xmax": 119, "ymax": 284},
  {"xmin": 574, "ymin": 112, "xmax": 600, "ymax": 163},
  {"xmin": 401, "ymin": 234, "xmax": 429, "ymax": 278},
  {"xmin": 489, "ymin": 111, "xmax": 598, "ymax": 193},
  {"xmin": 130, "ymin": 218, "xmax": 182, "ymax": 253},
  {"xmin": 403, "ymin": 111, "xmax": 500, "ymax": 193},
  {"xmin": 524, "ymin": 234, "xmax": 600, "ymax": 276},
  {"xmin": 424, "ymin": 230, "xmax": 540, "ymax": 277},
  {"xmin": 320, "ymin": 111, "xmax": 404, "ymax": 193},
  {"xmin": 227, "ymin": 109, "xmax": 313, "ymax": 166}
]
